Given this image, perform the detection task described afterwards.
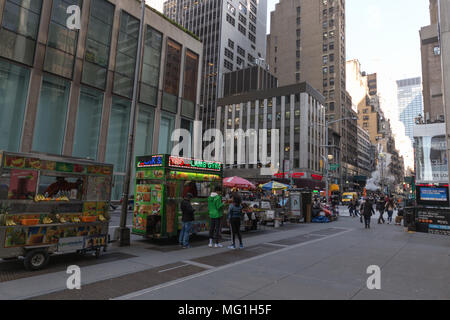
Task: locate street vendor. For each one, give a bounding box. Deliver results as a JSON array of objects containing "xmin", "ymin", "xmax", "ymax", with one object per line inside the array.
[{"xmin": 45, "ymin": 177, "xmax": 82, "ymax": 197}]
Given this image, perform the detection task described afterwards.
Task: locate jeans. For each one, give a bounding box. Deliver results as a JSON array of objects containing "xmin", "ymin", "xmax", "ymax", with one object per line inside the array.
[
  {"xmin": 378, "ymin": 211, "xmax": 385, "ymax": 223},
  {"xmin": 179, "ymin": 221, "xmax": 192, "ymax": 246},
  {"xmin": 209, "ymin": 218, "xmax": 222, "ymax": 244},
  {"xmin": 387, "ymin": 210, "xmax": 394, "ymax": 223},
  {"xmin": 230, "ymin": 218, "xmax": 242, "ymax": 246},
  {"xmin": 364, "ymin": 216, "xmax": 371, "ymax": 228}
]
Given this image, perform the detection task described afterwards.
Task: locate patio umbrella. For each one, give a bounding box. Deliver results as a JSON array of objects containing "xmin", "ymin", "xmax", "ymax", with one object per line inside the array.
[
  {"xmin": 223, "ymin": 176, "xmax": 256, "ymax": 189},
  {"xmin": 261, "ymin": 181, "xmax": 291, "ymax": 191}
]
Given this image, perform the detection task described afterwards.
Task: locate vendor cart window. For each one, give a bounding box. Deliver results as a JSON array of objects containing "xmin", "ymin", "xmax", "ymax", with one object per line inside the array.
[
  {"xmin": 182, "ymin": 182, "xmax": 212, "ymax": 198},
  {"xmin": 37, "ymin": 175, "xmax": 84, "ymax": 200}
]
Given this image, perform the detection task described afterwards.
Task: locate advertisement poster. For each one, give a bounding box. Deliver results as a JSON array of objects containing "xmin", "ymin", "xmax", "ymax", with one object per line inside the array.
[
  {"xmin": 133, "ymin": 184, "xmax": 164, "ymax": 234},
  {"xmin": 419, "ymin": 188, "xmax": 448, "ymax": 202},
  {"xmin": 8, "ymin": 170, "xmax": 38, "ymax": 200}
]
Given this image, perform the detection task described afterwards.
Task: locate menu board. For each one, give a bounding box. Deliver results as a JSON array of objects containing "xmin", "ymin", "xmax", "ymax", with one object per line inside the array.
[
  {"xmin": 133, "ymin": 184, "xmax": 164, "ymax": 234},
  {"xmin": 135, "ymin": 168, "xmax": 164, "ymax": 180}
]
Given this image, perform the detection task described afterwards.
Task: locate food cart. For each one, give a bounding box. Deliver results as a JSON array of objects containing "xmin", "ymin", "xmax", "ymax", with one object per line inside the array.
[
  {"xmin": 132, "ymin": 155, "xmax": 223, "ymax": 239},
  {"xmin": 0, "ymin": 151, "xmax": 113, "ymax": 270}
]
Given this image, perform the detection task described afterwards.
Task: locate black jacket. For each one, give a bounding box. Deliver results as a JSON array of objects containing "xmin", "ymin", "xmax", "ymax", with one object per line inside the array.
[
  {"xmin": 181, "ymin": 199, "xmax": 195, "ymax": 222},
  {"xmin": 361, "ymin": 201, "xmax": 375, "ymax": 217}
]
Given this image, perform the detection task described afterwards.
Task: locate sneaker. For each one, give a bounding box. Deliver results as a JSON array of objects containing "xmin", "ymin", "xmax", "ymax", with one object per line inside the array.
[
  {"xmin": 239, "ymin": 244, "xmax": 244, "ymax": 249},
  {"xmin": 215, "ymin": 243, "xmax": 223, "ymax": 248},
  {"xmin": 182, "ymin": 245, "xmax": 192, "ymax": 249},
  {"xmin": 228, "ymin": 245, "xmax": 236, "ymax": 250}
]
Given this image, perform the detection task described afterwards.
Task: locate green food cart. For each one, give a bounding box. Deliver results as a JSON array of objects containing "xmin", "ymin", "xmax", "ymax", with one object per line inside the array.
[
  {"xmin": 0, "ymin": 151, "xmax": 113, "ymax": 270},
  {"xmin": 132, "ymin": 155, "xmax": 223, "ymax": 239}
]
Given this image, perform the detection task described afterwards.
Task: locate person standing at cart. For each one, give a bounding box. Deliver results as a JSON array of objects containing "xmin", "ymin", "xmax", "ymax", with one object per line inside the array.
[
  {"xmin": 208, "ymin": 186, "xmax": 224, "ymax": 248},
  {"xmin": 228, "ymin": 195, "xmax": 244, "ymax": 249},
  {"xmin": 179, "ymin": 193, "xmax": 195, "ymax": 248}
]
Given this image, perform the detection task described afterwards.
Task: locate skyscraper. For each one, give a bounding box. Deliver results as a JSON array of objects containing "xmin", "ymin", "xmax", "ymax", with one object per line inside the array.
[
  {"xmin": 396, "ymin": 77, "xmax": 424, "ymax": 143},
  {"xmin": 267, "ymin": 0, "xmax": 358, "ymax": 190},
  {"xmin": 163, "ymin": 0, "xmax": 267, "ymax": 131}
]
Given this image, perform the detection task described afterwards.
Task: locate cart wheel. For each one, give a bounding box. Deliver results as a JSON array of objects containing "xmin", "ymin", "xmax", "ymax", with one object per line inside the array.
[{"xmin": 24, "ymin": 249, "xmax": 49, "ymax": 271}]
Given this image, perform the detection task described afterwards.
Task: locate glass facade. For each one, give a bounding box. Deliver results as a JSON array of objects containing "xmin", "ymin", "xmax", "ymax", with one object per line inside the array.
[
  {"xmin": 44, "ymin": 0, "xmax": 82, "ymax": 79},
  {"xmin": 0, "ymin": 0, "xmax": 42, "ymax": 66},
  {"xmin": 82, "ymin": 0, "xmax": 114, "ymax": 89},
  {"xmin": 158, "ymin": 111, "xmax": 175, "ymax": 154},
  {"xmin": 32, "ymin": 74, "xmax": 71, "ymax": 155},
  {"xmin": 181, "ymin": 50, "xmax": 198, "ymax": 119},
  {"xmin": 105, "ymin": 96, "xmax": 131, "ymax": 173},
  {"xmin": 162, "ymin": 39, "xmax": 182, "ymax": 113},
  {"xmin": 397, "ymin": 77, "xmax": 424, "ymax": 144},
  {"xmin": 0, "ymin": 59, "xmax": 30, "ymax": 151},
  {"xmin": 72, "ymin": 86, "xmax": 104, "ymax": 159},
  {"xmin": 140, "ymin": 25, "xmax": 162, "ymax": 107},
  {"xmin": 113, "ymin": 10, "xmax": 139, "ymax": 98}
]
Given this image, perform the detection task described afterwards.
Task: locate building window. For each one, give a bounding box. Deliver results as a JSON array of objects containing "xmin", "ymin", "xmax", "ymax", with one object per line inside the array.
[
  {"xmin": 433, "ymin": 46, "xmax": 441, "ymax": 55},
  {"xmin": 106, "ymin": 96, "xmax": 131, "ymax": 172},
  {"xmin": 237, "ymin": 46, "xmax": 245, "ymax": 57},
  {"xmin": 248, "ymin": 32, "xmax": 256, "ymax": 43},
  {"xmin": 114, "ymin": 10, "xmax": 139, "ymax": 98},
  {"xmin": 44, "ymin": 0, "xmax": 82, "ymax": 79},
  {"xmin": 297, "ymin": 29, "xmax": 301, "ymax": 37},
  {"xmin": 135, "ymin": 104, "xmax": 155, "ymax": 157},
  {"xmin": 323, "ymin": 55, "xmax": 328, "ymax": 64},
  {"xmin": 224, "ymin": 59, "xmax": 233, "ymax": 70},
  {"xmin": 329, "ymin": 102, "xmax": 335, "ymax": 111},
  {"xmin": 239, "ymin": 2, "xmax": 248, "ymax": 14},
  {"xmin": 73, "ymin": 86, "xmax": 104, "ymax": 160},
  {"xmin": 329, "ymin": 77, "xmax": 335, "ymax": 86},
  {"xmin": 296, "ymin": 39, "xmax": 301, "ymax": 48},
  {"xmin": 162, "ymin": 38, "xmax": 182, "ymax": 113},
  {"xmin": 238, "ymin": 13, "xmax": 247, "ymax": 25},
  {"xmin": 296, "ymin": 50, "xmax": 300, "ymax": 58},
  {"xmin": 228, "ymin": 39, "xmax": 234, "ymax": 49},
  {"xmin": 82, "ymin": 0, "xmax": 114, "ymax": 90},
  {"xmin": 32, "ymin": 74, "xmax": 70, "ymax": 155},
  {"xmin": 237, "ymin": 56, "xmax": 244, "ymax": 67},
  {"xmin": 182, "ymin": 50, "xmax": 199, "ymax": 119},
  {"xmin": 249, "ymin": 23, "xmax": 256, "ymax": 34},
  {"xmin": 296, "ymin": 73, "xmax": 300, "ymax": 82},
  {"xmin": 225, "ymin": 48, "xmax": 234, "ymax": 60},
  {"xmin": 297, "ymin": 6, "xmax": 301, "ymax": 15},
  {"xmin": 329, "ymin": 42, "xmax": 334, "ymax": 50},
  {"xmin": 296, "ymin": 17, "xmax": 301, "ymax": 25},
  {"xmin": 238, "ymin": 24, "xmax": 246, "ymax": 35},
  {"xmin": 296, "ymin": 61, "xmax": 300, "ymax": 70},
  {"xmin": 249, "ymin": 12, "xmax": 256, "ymax": 23},
  {"xmin": 0, "ymin": 59, "xmax": 30, "ymax": 152},
  {"xmin": 248, "ymin": 54, "xmax": 255, "ymax": 64},
  {"xmin": 140, "ymin": 25, "xmax": 162, "ymax": 107},
  {"xmin": 227, "ymin": 2, "xmax": 236, "ymax": 15},
  {"xmin": 0, "ymin": 0, "xmax": 43, "ymax": 66},
  {"xmin": 226, "ymin": 14, "xmax": 235, "ymax": 26}
]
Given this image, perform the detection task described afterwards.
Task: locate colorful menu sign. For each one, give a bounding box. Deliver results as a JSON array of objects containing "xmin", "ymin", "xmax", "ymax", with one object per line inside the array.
[
  {"xmin": 137, "ymin": 155, "xmax": 164, "ymax": 168},
  {"xmin": 169, "ymin": 156, "xmax": 222, "ymax": 172}
]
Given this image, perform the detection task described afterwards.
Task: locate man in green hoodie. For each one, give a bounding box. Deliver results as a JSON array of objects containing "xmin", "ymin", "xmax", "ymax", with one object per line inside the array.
[{"xmin": 208, "ymin": 186, "xmax": 224, "ymax": 248}]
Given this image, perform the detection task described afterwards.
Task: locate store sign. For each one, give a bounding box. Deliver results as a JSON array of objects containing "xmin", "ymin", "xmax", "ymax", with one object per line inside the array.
[
  {"xmin": 169, "ymin": 156, "xmax": 221, "ymax": 172},
  {"xmin": 311, "ymin": 174, "xmax": 323, "ymax": 181},
  {"xmin": 274, "ymin": 172, "xmax": 304, "ymax": 179},
  {"xmin": 169, "ymin": 171, "xmax": 220, "ymax": 181},
  {"xmin": 137, "ymin": 155, "xmax": 164, "ymax": 168}
]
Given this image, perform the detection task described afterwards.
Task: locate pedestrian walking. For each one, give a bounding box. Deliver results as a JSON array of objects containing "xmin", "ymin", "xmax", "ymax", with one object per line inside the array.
[
  {"xmin": 385, "ymin": 196, "xmax": 395, "ymax": 224},
  {"xmin": 348, "ymin": 200, "xmax": 355, "ymax": 217},
  {"xmin": 354, "ymin": 198, "xmax": 361, "ymax": 217},
  {"xmin": 208, "ymin": 186, "xmax": 224, "ymax": 248},
  {"xmin": 376, "ymin": 197, "xmax": 385, "ymax": 224},
  {"xmin": 361, "ymin": 197, "xmax": 375, "ymax": 229},
  {"xmin": 227, "ymin": 195, "xmax": 244, "ymax": 249},
  {"xmin": 179, "ymin": 193, "xmax": 195, "ymax": 248}
]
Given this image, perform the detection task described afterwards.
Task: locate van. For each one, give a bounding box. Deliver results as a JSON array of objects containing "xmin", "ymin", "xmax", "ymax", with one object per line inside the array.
[{"xmin": 342, "ymin": 192, "xmax": 357, "ymax": 204}]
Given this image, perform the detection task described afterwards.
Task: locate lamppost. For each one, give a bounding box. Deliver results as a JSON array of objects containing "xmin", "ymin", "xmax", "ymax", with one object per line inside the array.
[
  {"xmin": 379, "ymin": 153, "xmax": 386, "ymax": 194},
  {"xmin": 319, "ymin": 116, "xmax": 358, "ymax": 205},
  {"xmin": 118, "ymin": 0, "xmax": 146, "ymax": 246}
]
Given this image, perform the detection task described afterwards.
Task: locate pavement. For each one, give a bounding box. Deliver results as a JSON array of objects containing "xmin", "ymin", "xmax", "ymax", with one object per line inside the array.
[{"xmin": 0, "ymin": 206, "xmax": 449, "ymax": 300}]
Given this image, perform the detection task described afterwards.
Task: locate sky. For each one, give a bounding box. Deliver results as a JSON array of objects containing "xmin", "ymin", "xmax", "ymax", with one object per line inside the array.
[{"xmin": 150, "ymin": 0, "xmax": 430, "ymax": 169}]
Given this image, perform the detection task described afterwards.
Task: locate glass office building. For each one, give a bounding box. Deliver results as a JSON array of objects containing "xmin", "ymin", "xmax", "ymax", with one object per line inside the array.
[
  {"xmin": 0, "ymin": 0, "xmax": 203, "ymax": 199},
  {"xmin": 396, "ymin": 77, "xmax": 424, "ymax": 144}
]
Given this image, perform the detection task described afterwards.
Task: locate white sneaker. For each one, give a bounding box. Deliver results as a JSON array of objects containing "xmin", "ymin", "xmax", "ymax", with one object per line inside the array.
[
  {"xmin": 208, "ymin": 243, "xmax": 213, "ymax": 248},
  {"xmin": 215, "ymin": 243, "xmax": 223, "ymax": 248}
]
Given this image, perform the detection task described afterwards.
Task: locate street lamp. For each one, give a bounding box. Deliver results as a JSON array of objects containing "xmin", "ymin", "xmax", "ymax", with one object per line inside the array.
[{"xmin": 319, "ymin": 116, "xmax": 358, "ymax": 205}]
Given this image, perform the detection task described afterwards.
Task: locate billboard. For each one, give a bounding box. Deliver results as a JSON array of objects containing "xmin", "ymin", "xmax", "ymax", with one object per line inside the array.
[{"xmin": 414, "ymin": 123, "xmax": 448, "ymax": 184}]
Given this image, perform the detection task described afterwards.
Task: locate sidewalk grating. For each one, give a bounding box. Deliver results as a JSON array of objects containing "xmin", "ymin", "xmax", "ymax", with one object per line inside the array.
[{"xmin": 0, "ymin": 252, "xmax": 136, "ymax": 283}]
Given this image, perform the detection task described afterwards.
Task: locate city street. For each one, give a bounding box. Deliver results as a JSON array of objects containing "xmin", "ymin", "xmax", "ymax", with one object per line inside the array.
[{"xmin": 0, "ymin": 211, "xmax": 448, "ymax": 300}]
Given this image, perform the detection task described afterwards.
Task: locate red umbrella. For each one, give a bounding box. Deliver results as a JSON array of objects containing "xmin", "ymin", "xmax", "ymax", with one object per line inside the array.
[{"xmin": 223, "ymin": 176, "xmax": 256, "ymax": 190}]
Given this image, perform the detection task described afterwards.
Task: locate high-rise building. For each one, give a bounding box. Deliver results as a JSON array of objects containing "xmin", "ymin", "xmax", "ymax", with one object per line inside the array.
[
  {"xmin": 163, "ymin": 0, "xmax": 267, "ymax": 131},
  {"xmin": 267, "ymin": 0, "xmax": 357, "ymax": 190},
  {"xmin": 0, "ymin": 0, "xmax": 203, "ymax": 199},
  {"xmin": 396, "ymin": 77, "xmax": 424, "ymax": 143},
  {"xmin": 420, "ymin": 0, "xmax": 445, "ymax": 123}
]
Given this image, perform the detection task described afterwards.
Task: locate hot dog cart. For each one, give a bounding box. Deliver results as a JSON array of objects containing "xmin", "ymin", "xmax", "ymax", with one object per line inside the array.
[
  {"xmin": 132, "ymin": 155, "xmax": 223, "ymax": 239},
  {"xmin": 0, "ymin": 151, "xmax": 113, "ymax": 270}
]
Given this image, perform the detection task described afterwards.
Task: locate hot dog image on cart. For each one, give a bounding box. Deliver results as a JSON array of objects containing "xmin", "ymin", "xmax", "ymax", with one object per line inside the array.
[
  {"xmin": 132, "ymin": 155, "xmax": 223, "ymax": 239},
  {"xmin": 0, "ymin": 151, "xmax": 113, "ymax": 270}
]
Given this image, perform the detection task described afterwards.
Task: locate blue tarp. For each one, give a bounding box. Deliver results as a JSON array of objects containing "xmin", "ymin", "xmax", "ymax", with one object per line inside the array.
[{"xmin": 311, "ymin": 216, "xmax": 330, "ymax": 223}]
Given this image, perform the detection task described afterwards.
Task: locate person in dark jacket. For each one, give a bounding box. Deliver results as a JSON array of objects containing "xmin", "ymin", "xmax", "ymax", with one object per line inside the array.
[
  {"xmin": 179, "ymin": 193, "xmax": 195, "ymax": 248},
  {"xmin": 361, "ymin": 197, "xmax": 375, "ymax": 229},
  {"xmin": 227, "ymin": 195, "xmax": 244, "ymax": 249},
  {"xmin": 376, "ymin": 197, "xmax": 385, "ymax": 224}
]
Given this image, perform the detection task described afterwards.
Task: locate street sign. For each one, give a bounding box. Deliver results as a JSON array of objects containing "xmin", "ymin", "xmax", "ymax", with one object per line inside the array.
[{"xmin": 329, "ymin": 164, "xmax": 340, "ymax": 171}]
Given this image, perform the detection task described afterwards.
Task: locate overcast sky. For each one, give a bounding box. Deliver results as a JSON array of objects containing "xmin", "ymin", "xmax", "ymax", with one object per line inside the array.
[{"xmin": 149, "ymin": 0, "xmax": 430, "ymax": 168}]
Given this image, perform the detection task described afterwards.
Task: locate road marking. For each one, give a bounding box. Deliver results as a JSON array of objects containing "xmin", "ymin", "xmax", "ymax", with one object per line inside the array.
[
  {"xmin": 158, "ymin": 264, "xmax": 189, "ymax": 273},
  {"xmin": 113, "ymin": 227, "xmax": 353, "ymax": 300},
  {"xmin": 182, "ymin": 260, "xmax": 215, "ymax": 270}
]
